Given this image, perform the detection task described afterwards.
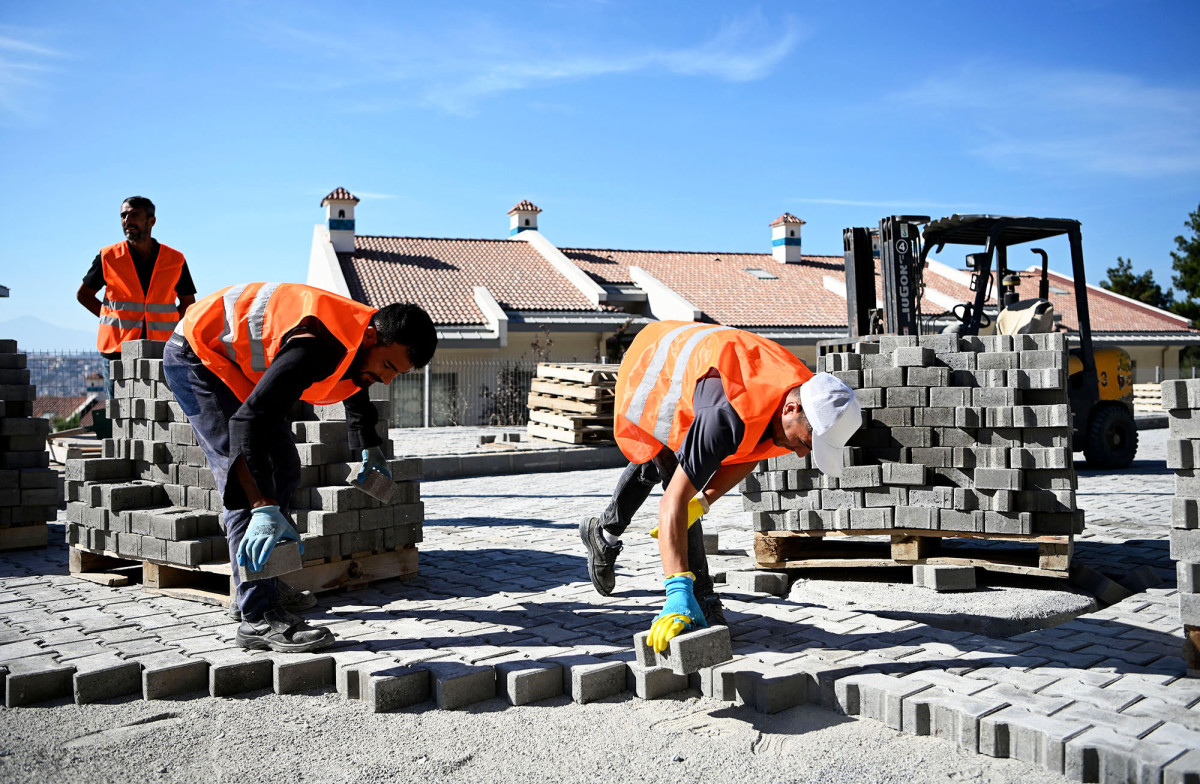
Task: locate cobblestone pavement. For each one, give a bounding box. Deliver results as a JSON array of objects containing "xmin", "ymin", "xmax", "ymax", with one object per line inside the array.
[{"xmin": 1, "ymin": 426, "xmax": 1197, "ymax": 782}]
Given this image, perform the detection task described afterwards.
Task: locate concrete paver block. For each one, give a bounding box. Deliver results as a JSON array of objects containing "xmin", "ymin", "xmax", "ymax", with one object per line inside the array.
[
  {"xmin": 726, "ymin": 570, "xmax": 789, "ymax": 597},
  {"xmin": 1066, "ymin": 725, "xmax": 1190, "ymax": 784},
  {"xmin": 548, "ymin": 654, "xmax": 626, "ymax": 704},
  {"xmin": 979, "ymin": 706, "xmax": 1092, "ymax": 774},
  {"xmin": 138, "ymin": 652, "xmax": 209, "ymax": 699},
  {"xmin": 71, "ymin": 653, "xmax": 142, "ymax": 704},
  {"xmin": 423, "ymin": 661, "xmax": 496, "ymax": 710},
  {"xmin": 913, "ymin": 565, "xmax": 977, "ymax": 592},
  {"xmin": 365, "ymin": 665, "xmax": 431, "ymax": 712},
  {"xmin": 494, "ymin": 659, "xmax": 563, "ymax": 706},
  {"xmin": 902, "ymin": 686, "xmax": 1008, "ymax": 752},
  {"xmin": 634, "ymin": 625, "xmax": 732, "ymax": 676},
  {"xmin": 4, "ymin": 654, "xmax": 75, "ymax": 707},
  {"xmin": 625, "ymin": 662, "xmax": 689, "ymax": 700},
  {"xmin": 200, "ymin": 651, "xmax": 273, "ymax": 697},
  {"xmin": 270, "ymin": 653, "xmax": 335, "ymax": 694},
  {"xmin": 236, "ymin": 541, "xmax": 303, "ymax": 582}
]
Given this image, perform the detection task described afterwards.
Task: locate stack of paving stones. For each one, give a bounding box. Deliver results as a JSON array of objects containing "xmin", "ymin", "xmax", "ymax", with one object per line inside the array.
[
  {"xmin": 0, "ymin": 339, "xmax": 58, "ymax": 550},
  {"xmin": 61, "ymin": 340, "xmax": 423, "ymax": 574},
  {"xmin": 742, "ymin": 333, "xmax": 1083, "ymax": 545},
  {"xmin": 1162, "ymin": 378, "xmax": 1200, "ymax": 675}
]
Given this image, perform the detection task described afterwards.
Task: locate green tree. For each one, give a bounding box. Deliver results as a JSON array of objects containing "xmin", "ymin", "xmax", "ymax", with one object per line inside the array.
[
  {"xmin": 1171, "ymin": 202, "xmax": 1200, "ymax": 323},
  {"xmin": 1100, "ymin": 256, "xmax": 1174, "ymax": 310}
]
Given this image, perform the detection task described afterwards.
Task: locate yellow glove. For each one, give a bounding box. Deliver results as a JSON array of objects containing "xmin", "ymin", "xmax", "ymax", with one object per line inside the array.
[
  {"xmin": 646, "ymin": 572, "xmax": 708, "ymax": 653},
  {"xmin": 650, "ymin": 495, "xmax": 710, "ymax": 539}
]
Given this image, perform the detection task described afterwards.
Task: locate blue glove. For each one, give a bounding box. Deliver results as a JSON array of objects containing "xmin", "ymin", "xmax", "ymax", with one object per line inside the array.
[
  {"xmin": 647, "ymin": 572, "xmax": 708, "ymax": 653},
  {"xmin": 236, "ymin": 505, "xmax": 303, "ymax": 573},
  {"xmin": 354, "ymin": 446, "xmax": 391, "ymax": 483}
]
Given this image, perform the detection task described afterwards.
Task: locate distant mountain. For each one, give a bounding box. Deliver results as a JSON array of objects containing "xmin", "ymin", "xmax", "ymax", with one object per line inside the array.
[{"xmin": 0, "ymin": 315, "xmax": 99, "ymax": 352}]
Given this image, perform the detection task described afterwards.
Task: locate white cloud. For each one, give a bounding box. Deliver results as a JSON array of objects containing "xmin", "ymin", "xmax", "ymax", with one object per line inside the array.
[
  {"xmin": 0, "ymin": 28, "xmax": 63, "ymax": 124},
  {"xmin": 253, "ymin": 11, "xmax": 802, "ymax": 115},
  {"xmin": 895, "ymin": 63, "xmax": 1200, "ymax": 178}
]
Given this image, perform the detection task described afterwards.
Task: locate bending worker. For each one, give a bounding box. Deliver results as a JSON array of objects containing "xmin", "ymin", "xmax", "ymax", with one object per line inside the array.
[
  {"xmin": 164, "ymin": 282, "xmax": 437, "ymax": 653},
  {"xmin": 580, "ymin": 321, "xmax": 862, "ymax": 651},
  {"xmin": 77, "ymin": 196, "xmax": 196, "ymax": 382}
]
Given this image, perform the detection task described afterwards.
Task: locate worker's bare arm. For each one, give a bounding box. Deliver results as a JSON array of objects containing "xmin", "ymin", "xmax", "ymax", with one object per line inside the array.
[
  {"xmin": 700, "ymin": 460, "xmax": 761, "ymax": 506},
  {"xmin": 76, "ymin": 283, "xmax": 103, "ymax": 317},
  {"xmin": 658, "ymin": 468, "xmax": 699, "ymax": 576}
]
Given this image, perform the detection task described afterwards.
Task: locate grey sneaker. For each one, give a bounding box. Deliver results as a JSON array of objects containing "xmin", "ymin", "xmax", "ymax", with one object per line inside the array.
[
  {"xmin": 235, "ymin": 608, "xmax": 334, "ymax": 654},
  {"xmin": 579, "ymin": 516, "xmax": 622, "ymax": 597},
  {"xmin": 226, "ymin": 580, "xmax": 317, "ymax": 621}
]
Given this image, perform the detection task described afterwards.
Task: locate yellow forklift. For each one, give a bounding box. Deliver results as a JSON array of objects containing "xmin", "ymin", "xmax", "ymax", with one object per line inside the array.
[{"xmin": 842, "ymin": 214, "xmax": 1136, "ymax": 468}]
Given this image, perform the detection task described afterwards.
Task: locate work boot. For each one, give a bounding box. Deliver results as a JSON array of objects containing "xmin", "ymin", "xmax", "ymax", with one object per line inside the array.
[
  {"xmin": 579, "ymin": 516, "xmax": 622, "ymax": 596},
  {"xmin": 697, "ymin": 593, "xmax": 727, "ymax": 627},
  {"xmin": 235, "ymin": 608, "xmax": 335, "ymax": 654},
  {"xmin": 225, "ymin": 580, "xmax": 317, "ymax": 621}
]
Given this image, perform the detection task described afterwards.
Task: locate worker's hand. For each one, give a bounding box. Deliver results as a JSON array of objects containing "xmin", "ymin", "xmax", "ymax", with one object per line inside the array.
[
  {"xmin": 355, "ymin": 446, "xmax": 392, "ymax": 483},
  {"xmin": 236, "ymin": 505, "xmax": 303, "ymax": 573},
  {"xmin": 646, "ymin": 572, "xmax": 708, "ymax": 653},
  {"xmin": 650, "ymin": 495, "xmax": 710, "ymax": 539}
]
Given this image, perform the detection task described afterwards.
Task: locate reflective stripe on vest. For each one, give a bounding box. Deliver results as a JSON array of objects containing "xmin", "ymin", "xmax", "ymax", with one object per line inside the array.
[
  {"xmin": 622, "ymin": 324, "xmax": 732, "ymax": 443},
  {"xmin": 215, "ymin": 282, "xmax": 279, "ymax": 371}
]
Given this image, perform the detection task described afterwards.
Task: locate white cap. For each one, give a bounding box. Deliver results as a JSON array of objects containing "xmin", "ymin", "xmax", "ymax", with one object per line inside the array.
[{"xmin": 799, "ymin": 373, "xmax": 862, "ymax": 480}]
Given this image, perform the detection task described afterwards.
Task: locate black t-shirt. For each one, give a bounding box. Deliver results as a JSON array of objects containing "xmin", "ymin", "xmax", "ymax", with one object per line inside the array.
[
  {"xmin": 82, "ymin": 240, "xmax": 197, "ymax": 297},
  {"xmin": 674, "ymin": 371, "xmax": 748, "ymax": 490},
  {"xmin": 224, "ymin": 317, "xmax": 381, "ymax": 506}
]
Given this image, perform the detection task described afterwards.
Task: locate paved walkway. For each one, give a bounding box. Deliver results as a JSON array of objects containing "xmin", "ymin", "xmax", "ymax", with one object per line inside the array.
[{"xmin": 1, "ymin": 428, "xmax": 1197, "ymax": 782}]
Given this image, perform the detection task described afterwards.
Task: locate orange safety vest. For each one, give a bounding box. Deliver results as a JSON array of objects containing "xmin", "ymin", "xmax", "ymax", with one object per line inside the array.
[
  {"xmin": 179, "ymin": 282, "xmax": 378, "ymax": 405},
  {"xmin": 614, "ymin": 321, "xmax": 813, "ymax": 466},
  {"xmin": 97, "ymin": 241, "xmax": 186, "ymax": 354}
]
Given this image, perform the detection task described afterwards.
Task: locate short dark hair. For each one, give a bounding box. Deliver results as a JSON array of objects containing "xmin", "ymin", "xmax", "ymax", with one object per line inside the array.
[
  {"xmin": 122, "ymin": 196, "xmax": 155, "ymax": 218},
  {"xmin": 373, "ymin": 303, "xmax": 437, "ymax": 368}
]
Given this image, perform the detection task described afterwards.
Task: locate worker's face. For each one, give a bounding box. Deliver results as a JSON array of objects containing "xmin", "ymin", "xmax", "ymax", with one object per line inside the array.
[
  {"xmin": 772, "ymin": 397, "xmax": 813, "ymax": 458},
  {"xmin": 120, "ymin": 202, "xmax": 154, "ymax": 243},
  {"xmin": 351, "ymin": 326, "xmax": 414, "ymax": 387}
]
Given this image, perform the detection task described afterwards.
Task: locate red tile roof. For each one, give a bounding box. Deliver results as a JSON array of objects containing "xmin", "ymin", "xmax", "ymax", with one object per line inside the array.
[
  {"xmin": 770, "ymin": 213, "xmax": 805, "ymax": 227},
  {"xmin": 507, "ymin": 200, "xmax": 542, "ymax": 215},
  {"xmin": 340, "ymin": 236, "xmax": 606, "ymax": 326},
  {"xmin": 321, "ymin": 188, "xmax": 359, "ymax": 206},
  {"xmin": 33, "ymin": 395, "xmax": 101, "ymax": 426}
]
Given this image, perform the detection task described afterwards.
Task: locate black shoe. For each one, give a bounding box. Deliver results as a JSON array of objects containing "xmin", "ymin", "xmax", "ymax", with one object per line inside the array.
[
  {"xmin": 226, "ymin": 580, "xmax": 318, "ymax": 621},
  {"xmin": 579, "ymin": 516, "xmax": 622, "ymax": 597},
  {"xmin": 698, "ymin": 594, "xmax": 726, "ymax": 627},
  {"xmin": 235, "ymin": 608, "xmax": 335, "ymax": 653}
]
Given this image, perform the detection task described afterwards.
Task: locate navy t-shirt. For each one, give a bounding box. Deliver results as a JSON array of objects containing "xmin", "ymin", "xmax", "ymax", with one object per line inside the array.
[{"xmin": 675, "ymin": 370, "xmax": 748, "ymax": 490}]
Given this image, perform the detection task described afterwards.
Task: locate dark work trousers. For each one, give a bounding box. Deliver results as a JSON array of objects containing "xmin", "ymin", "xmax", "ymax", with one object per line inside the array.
[
  {"xmin": 598, "ymin": 449, "xmax": 715, "ymax": 601},
  {"xmin": 162, "ymin": 336, "xmax": 301, "ymax": 621}
]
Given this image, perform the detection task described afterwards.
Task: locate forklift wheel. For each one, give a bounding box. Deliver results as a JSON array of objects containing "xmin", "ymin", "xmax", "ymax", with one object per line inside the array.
[{"xmin": 1084, "ymin": 405, "xmax": 1138, "ymax": 469}]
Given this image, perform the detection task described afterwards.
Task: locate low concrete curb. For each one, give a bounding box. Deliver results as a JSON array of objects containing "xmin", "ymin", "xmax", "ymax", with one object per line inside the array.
[{"xmin": 419, "ymin": 445, "xmax": 626, "ymax": 480}]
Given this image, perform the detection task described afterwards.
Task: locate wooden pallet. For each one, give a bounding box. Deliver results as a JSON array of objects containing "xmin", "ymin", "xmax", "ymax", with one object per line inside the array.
[
  {"xmin": 0, "ymin": 524, "xmax": 49, "ymax": 552},
  {"xmin": 1133, "ymin": 383, "xmax": 1163, "ymax": 412},
  {"xmin": 527, "ymin": 392, "xmax": 613, "ymax": 417},
  {"xmin": 535, "ymin": 363, "xmax": 619, "ymax": 386},
  {"xmin": 68, "ymin": 545, "xmax": 420, "ymax": 606},
  {"xmin": 754, "ymin": 529, "xmax": 1072, "ymax": 578}
]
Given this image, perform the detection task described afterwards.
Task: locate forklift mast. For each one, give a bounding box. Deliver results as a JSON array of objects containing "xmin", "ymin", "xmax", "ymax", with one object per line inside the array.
[{"xmin": 842, "ymin": 216, "xmax": 928, "ymax": 337}]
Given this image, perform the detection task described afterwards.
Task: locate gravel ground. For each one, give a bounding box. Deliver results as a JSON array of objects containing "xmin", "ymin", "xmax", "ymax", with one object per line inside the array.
[{"xmin": 0, "ymin": 689, "xmax": 1060, "ymax": 784}]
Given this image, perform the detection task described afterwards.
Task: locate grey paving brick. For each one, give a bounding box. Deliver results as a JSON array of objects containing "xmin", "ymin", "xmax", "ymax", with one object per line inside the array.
[
  {"xmin": 625, "ymin": 661, "xmax": 689, "ymax": 700},
  {"xmin": 494, "ymin": 659, "xmax": 563, "ymax": 706},
  {"xmin": 548, "ymin": 654, "xmax": 626, "ymax": 704},
  {"xmin": 199, "ymin": 650, "xmax": 273, "ymax": 697},
  {"xmin": 913, "ymin": 565, "xmax": 976, "ymax": 592},
  {"xmin": 137, "ymin": 652, "xmax": 209, "ymax": 699},
  {"xmin": 4, "ymin": 654, "xmax": 75, "ymax": 707},
  {"xmin": 71, "ymin": 652, "xmax": 142, "ymax": 704},
  {"xmin": 835, "ymin": 672, "xmax": 934, "ymax": 730},
  {"xmin": 979, "ymin": 706, "xmax": 1092, "ymax": 773},
  {"xmin": 634, "ymin": 625, "xmax": 733, "ymax": 676},
  {"xmin": 236, "ymin": 541, "xmax": 303, "ymax": 582},
  {"xmin": 1066, "ymin": 725, "xmax": 1188, "ymax": 784},
  {"xmin": 422, "ymin": 660, "xmax": 495, "ymax": 710},
  {"xmin": 365, "ymin": 664, "xmax": 432, "ymax": 712},
  {"xmin": 725, "ymin": 570, "xmax": 789, "ymax": 597},
  {"xmin": 268, "ymin": 652, "xmax": 335, "ymax": 694}
]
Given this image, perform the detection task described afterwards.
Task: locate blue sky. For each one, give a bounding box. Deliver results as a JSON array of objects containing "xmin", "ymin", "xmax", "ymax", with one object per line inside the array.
[{"xmin": 2, "ymin": 0, "xmax": 1198, "ymax": 346}]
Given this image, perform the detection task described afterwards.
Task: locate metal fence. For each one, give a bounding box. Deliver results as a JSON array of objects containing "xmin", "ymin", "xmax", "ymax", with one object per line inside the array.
[
  {"xmin": 1134, "ymin": 365, "xmax": 1200, "ymax": 384},
  {"xmin": 25, "ymin": 350, "xmax": 107, "ymax": 398},
  {"xmin": 387, "ymin": 357, "xmax": 544, "ymax": 428}
]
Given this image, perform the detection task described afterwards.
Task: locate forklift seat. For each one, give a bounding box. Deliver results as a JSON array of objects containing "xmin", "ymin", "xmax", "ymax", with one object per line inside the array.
[{"xmin": 997, "ymin": 298, "xmax": 1055, "ymax": 335}]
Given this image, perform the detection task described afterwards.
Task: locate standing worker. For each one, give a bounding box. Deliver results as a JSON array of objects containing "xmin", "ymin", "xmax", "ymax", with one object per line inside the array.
[
  {"xmin": 76, "ymin": 196, "xmax": 197, "ymax": 378},
  {"xmin": 580, "ymin": 321, "xmax": 862, "ymax": 652},
  {"xmin": 164, "ymin": 282, "xmax": 437, "ymax": 653}
]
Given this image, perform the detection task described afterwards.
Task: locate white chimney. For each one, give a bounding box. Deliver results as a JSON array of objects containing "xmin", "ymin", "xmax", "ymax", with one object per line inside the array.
[
  {"xmin": 508, "ymin": 200, "xmax": 542, "ymax": 236},
  {"xmin": 770, "ymin": 212, "xmax": 805, "ymax": 263},
  {"xmin": 321, "ymin": 187, "xmax": 359, "ymax": 253}
]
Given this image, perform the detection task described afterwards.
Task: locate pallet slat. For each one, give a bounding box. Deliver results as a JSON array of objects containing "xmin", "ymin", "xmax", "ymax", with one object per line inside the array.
[
  {"xmin": 529, "ymin": 378, "xmax": 613, "ymax": 401},
  {"xmin": 536, "ymin": 363, "xmax": 618, "ymax": 385},
  {"xmin": 526, "ymin": 392, "xmax": 613, "ymax": 416},
  {"xmin": 754, "ymin": 531, "xmax": 1071, "ymax": 578}
]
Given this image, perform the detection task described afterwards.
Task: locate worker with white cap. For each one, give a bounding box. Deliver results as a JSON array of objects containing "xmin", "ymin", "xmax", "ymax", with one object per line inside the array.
[{"xmin": 580, "ymin": 321, "xmax": 862, "ymax": 652}]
